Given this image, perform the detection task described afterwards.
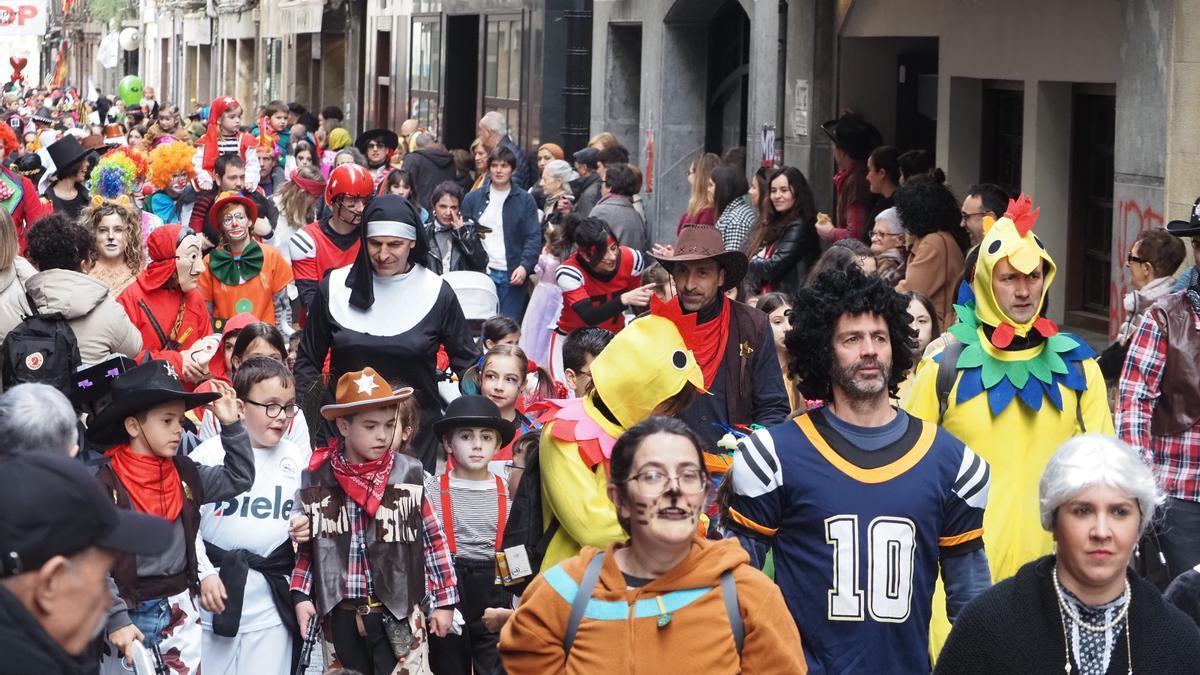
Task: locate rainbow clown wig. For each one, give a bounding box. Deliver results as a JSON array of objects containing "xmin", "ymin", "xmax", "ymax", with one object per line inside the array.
[
  {"xmin": 147, "ymin": 140, "xmax": 197, "ymax": 190},
  {"xmin": 88, "ymin": 146, "xmax": 151, "ymax": 199}
]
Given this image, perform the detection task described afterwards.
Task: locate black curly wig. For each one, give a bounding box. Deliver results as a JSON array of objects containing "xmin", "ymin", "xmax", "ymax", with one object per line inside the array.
[
  {"xmin": 786, "ymin": 266, "xmax": 916, "ymax": 402},
  {"xmin": 893, "ymin": 178, "xmax": 970, "ymax": 252},
  {"xmin": 27, "ymin": 213, "xmax": 95, "ymax": 272}
]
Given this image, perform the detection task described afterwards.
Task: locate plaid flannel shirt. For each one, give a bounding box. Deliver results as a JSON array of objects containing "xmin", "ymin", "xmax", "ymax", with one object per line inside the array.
[
  {"xmin": 1117, "ymin": 307, "xmax": 1200, "ymax": 502},
  {"xmin": 290, "ymin": 493, "xmax": 460, "ymax": 608}
]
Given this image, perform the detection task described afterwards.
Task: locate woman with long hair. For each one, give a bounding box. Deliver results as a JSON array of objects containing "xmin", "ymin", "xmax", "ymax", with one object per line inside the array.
[
  {"xmin": 744, "ymin": 166, "xmax": 820, "ymax": 295},
  {"xmin": 712, "ymin": 163, "xmax": 755, "ymax": 252},
  {"xmin": 82, "ymin": 196, "xmax": 145, "ymax": 296},
  {"xmin": 270, "ymin": 164, "xmax": 325, "ymax": 256},
  {"xmin": 678, "ymin": 152, "xmax": 720, "ymax": 232}
]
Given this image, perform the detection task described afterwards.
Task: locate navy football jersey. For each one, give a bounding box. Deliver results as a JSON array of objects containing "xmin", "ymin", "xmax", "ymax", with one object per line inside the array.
[{"xmin": 729, "ymin": 408, "xmax": 989, "ymax": 674}]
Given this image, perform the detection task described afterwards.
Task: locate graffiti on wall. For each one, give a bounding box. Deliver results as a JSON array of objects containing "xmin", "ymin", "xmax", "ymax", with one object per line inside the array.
[{"xmin": 1109, "ymin": 199, "xmax": 1164, "ymax": 340}]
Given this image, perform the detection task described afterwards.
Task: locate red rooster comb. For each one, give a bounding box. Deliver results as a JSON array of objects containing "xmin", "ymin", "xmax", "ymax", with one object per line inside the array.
[
  {"xmin": 649, "ymin": 295, "xmax": 701, "ymax": 354},
  {"xmin": 1003, "ymin": 194, "xmax": 1040, "ymax": 237}
]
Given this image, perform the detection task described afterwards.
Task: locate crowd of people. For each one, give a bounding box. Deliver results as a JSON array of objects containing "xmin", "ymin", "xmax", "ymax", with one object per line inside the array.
[{"xmin": 0, "ymin": 85, "xmax": 1197, "ymax": 675}]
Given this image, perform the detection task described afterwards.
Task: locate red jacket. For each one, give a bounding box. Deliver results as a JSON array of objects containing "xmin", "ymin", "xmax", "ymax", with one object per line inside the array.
[
  {"xmin": 0, "ymin": 167, "xmax": 50, "ymax": 254},
  {"xmin": 117, "ymin": 277, "xmax": 211, "ymax": 376}
]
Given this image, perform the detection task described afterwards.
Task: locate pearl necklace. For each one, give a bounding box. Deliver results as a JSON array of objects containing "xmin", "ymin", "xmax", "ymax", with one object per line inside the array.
[
  {"xmin": 1052, "ymin": 566, "xmax": 1132, "ymax": 674},
  {"xmin": 1052, "ymin": 566, "xmax": 1131, "ymax": 631}
]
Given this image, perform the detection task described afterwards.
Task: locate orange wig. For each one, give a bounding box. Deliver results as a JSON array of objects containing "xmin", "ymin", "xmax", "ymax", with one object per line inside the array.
[{"xmin": 147, "ymin": 140, "xmax": 197, "ymax": 189}]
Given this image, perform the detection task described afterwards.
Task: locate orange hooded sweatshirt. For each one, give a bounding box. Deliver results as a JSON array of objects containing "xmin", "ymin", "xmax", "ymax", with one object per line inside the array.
[{"xmin": 500, "ymin": 537, "xmax": 806, "ymax": 674}]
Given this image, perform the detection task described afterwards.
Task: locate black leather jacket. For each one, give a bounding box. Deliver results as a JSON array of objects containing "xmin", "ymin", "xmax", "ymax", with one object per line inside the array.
[
  {"xmin": 745, "ymin": 219, "xmax": 820, "ymax": 294},
  {"xmin": 425, "ymin": 219, "xmax": 488, "ymax": 274}
]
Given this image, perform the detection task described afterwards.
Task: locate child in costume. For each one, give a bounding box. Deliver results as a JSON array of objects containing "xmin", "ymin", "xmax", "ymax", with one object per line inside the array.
[
  {"xmin": 290, "ymin": 367, "xmax": 459, "ymax": 675},
  {"xmin": 548, "ymin": 214, "xmax": 649, "ymax": 385},
  {"xmin": 117, "ymin": 224, "xmax": 214, "ymax": 385},
  {"xmin": 146, "ymin": 140, "xmax": 197, "ymax": 226},
  {"xmin": 90, "ymin": 360, "xmax": 254, "ymax": 674},
  {"xmin": 194, "ymin": 357, "xmax": 308, "ymax": 675},
  {"xmin": 197, "ymin": 191, "xmax": 293, "ymax": 330},
  {"xmin": 425, "ymin": 395, "xmax": 516, "ymax": 675},
  {"xmin": 194, "ymin": 96, "xmax": 261, "ymax": 192},
  {"xmin": 534, "ymin": 311, "xmax": 706, "ymax": 572}
]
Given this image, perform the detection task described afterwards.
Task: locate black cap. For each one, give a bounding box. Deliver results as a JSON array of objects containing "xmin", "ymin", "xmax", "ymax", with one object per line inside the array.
[
  {"xmin": 573, "ymin": 147, "xmax": 599, "ymax": 168},
  {"xmin": 432, "ymin": 395, "xmax": 517, "ymax": 447},
  {"xmin": 0, "ymin": 453, "xmax": 172, "ymax": 576}
]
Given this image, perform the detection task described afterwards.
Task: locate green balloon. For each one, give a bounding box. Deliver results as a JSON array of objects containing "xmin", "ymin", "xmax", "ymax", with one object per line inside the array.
[{"xmin": 118, "ymin": 75, "xmax": 143, "ymax": 106}]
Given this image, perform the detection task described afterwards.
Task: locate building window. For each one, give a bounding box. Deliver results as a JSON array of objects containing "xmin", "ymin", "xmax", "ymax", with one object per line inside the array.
[
  {"xmin": 980, "ymin": 87, "xmax": 1023, "ymax": 197},
  {"xmin": 263, "ymin": 38, "xmax": 283, "ymax": 103},
  {"xmin": 409, "ymin": 16, "xmax": 441, "ymax": 136},
  {"xmin": 483, "ymin": 12, "xmax": 522, "ymax": 144}
]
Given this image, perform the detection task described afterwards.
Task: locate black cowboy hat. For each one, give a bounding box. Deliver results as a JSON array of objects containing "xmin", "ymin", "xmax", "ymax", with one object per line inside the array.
[
  {"xmin": 1167, "ymin": 197, "xmax": 1200, "ymax": 237},
  {"xmin": 355, "ymin": 128, "xmax": 400, "ymax": 154},
  {"xmin": 652, "ymin": 225, "xmax": 748, "ymax": 291},
  {"xmin": 87, "ymin": 360, "xmax": 221, "ymax": 446},
  {"xmin": 431, "ymin": 395, "xmax": 517, "ymax": 447},
  {"xmin": 46, "ymin": 134, "xmax": 89, "ymax": 176},
  {"xmin": 10, "ymin": 153, "xmax": 43, "ymax": 185},
  {"xmin": 820, "ymin": 111, "xmax": 883, "ymax": 161}
]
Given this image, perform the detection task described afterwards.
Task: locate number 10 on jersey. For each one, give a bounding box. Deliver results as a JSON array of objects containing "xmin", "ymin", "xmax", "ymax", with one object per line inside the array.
[{"xmin": 825, "ymin": 515, "xmax": 916, "ymax": 622}]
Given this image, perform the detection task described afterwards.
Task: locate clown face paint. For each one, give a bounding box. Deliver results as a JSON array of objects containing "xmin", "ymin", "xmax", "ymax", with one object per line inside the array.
[
  {"xmin": 169, "ymin": 171, "xmax": 190, "ymax": 194},
  {"xmin": 616, "ymin": 433, "xmax": 708, "ymax": 546},
  {"xmin": 175, "ymin": 233, "xmax": 206, "ymax": 292}
]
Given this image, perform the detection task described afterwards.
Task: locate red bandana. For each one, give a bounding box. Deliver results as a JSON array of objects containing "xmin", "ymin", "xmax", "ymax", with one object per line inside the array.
[
  {"xmin": 677, "ymin": 296, "xmax": 730, "ymax": 387},
  {"xmin": 105, "ymin": 444, "xmax": 184, "ymax": 521},
  {"xmin": 310, "ymin": 438, "xmax": 395, "ymax": 517}
]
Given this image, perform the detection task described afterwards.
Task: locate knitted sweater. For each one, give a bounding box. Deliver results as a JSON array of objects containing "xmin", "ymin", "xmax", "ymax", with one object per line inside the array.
[{"xmin": 936, "ymin": 556, "xmax": 1200, "ymax": 674}]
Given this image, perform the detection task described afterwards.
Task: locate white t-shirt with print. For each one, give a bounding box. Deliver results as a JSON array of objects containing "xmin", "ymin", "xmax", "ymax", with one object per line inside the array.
[
  {"xmin": 479, "ymin": 186, "xmax": 510, "ymax": 272},
  {"xmin": 193, "ymin": 436, "xmax": 310, "ymax": 632}
]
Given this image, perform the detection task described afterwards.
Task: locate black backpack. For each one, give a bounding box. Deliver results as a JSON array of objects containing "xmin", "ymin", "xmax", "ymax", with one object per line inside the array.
[
  {"xmin": 501, "ymin": 440, "xmax": 560, "ymax": 595},
  {"xmin": 1, "ymin": 305, "xmax": 82, "ymax": 399}
]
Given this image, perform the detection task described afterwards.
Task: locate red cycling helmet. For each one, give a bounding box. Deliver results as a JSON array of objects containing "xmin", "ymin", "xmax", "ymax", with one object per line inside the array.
[{"xmin": 325, "ymin": 164, "xmax": 374, "ymax": 205}]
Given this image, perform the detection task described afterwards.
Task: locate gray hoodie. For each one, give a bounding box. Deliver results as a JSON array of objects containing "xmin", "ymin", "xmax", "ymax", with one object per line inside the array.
[{"xmin": 25, "ymin": 268, "xmax": 143, "ymax": 365}]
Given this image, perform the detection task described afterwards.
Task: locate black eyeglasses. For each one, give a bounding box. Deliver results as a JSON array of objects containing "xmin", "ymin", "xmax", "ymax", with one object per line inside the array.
[
  {"xmin": 1127, "ymin": 253, "xmax": 1150, "ymax": 265},
  {"xmin": 243, "ymin": 399, "xmax": 301, "ymax": 419},
  {"xmin": 960, "ymin": 211, "xmax": 987, "ymax": 222}
]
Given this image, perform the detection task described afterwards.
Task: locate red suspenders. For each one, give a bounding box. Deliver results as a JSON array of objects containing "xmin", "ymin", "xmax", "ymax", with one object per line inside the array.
[{"xmin": 438, "ymin": 472, "xmax": 508, "ymax": 555}]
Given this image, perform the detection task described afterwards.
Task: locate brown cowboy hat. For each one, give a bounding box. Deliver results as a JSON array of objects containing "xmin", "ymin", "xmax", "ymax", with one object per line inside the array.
[
  {"xmin": 651, "ymin": 225, "xmax": 747, "ymax": 291},
  {"xmin": 320, "ymin": 367, "xmax": 414, "ymax": 420}
]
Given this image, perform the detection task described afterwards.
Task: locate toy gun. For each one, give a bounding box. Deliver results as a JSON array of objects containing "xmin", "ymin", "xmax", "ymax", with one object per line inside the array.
[
  {"xmin": 294, "ymin": 614, "xmax": 319, "ymax": 675},
  {"xmin": 128, "ymin": 640, "xmax": 168, "ymax": 675}
]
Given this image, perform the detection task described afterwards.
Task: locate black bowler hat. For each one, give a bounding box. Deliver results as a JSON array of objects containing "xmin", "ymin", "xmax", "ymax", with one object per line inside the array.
[
  {"xmin": 0, "ymin": 453, "xmax": 172, "ymax": 577},
  {"xmin": 86, "ymin": 360, "xmax": 221, "ymax": 446},
  {"xmin": 1167, "ymin": 197, "xmax": 1200, "ymax": 237},
  {"xmin": 432, "ymin": 395, "xmax": 517, "ymax": 447},
  {"xmin": 355, "ymin": 128, "xmax": 399, "ymax": 154}
]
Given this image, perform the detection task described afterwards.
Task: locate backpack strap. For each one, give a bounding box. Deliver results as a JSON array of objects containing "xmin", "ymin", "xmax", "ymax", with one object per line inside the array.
[
  {"xmin": 719, "ymin": 569, "xmax": 743, "ymax": 656},
  {"xmin": 563, "ymin": 551, "xmax": 605, "ymax": 656},
  {"xmin": 935, "ymin": 340, "xmax": 966, "ymax": 424}
]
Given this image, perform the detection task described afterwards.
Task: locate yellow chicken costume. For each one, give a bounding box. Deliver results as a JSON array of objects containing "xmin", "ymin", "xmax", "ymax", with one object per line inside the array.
[
  {"xmin": 534, "ymin": 313, "xmax": 706, "ymax": 570},
  {"xmin": 905, "ymin": 195, "xmax": 1114, "ymax": 657}
]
